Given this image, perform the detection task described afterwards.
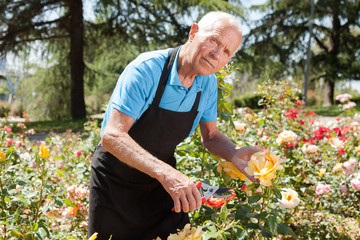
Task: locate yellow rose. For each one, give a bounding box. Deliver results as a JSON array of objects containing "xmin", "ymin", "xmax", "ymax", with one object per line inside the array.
[
  {"xmin": 167, "ymin": 224, "xmax": 203, "ymax": 240},
  {"xmin": 39, "ymin": 144, "xmax": 50, "ymax": 158},
  {"xmin": 88, "ymin": 233, "xmax": 98, "ymax": 240},
  {"xmin": 332, "ymin": 162, "xmax": 342, "ymax": 172},
  {"xmin": 245, "ymin": 151, "xmax": 284, "ymax": 186},
  {"xmin": 355, "ymin": 145, "xmax": 360, "ymax": 153},
  {"xmin": 217, "ymin": 159, "xmax": 252, "ymax": 182},
  {"xmin": 318, "ymin": 168, "xmax": 326, "ymax": 176},
  {"xmin": 279, "ymin": 188, "xmax": 300, "ymax": 208},
  {"xmin": 0, "ymin": 150, "xmax": 6, "ymax": 162}
]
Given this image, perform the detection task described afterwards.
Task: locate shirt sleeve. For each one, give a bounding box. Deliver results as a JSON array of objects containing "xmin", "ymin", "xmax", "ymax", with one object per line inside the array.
[
  {"xmin": 200, "ymin": 75, "xmax": 218, "ymax": 122},
  {"xmin": 110, "ymin": 60, "xmax": 160, "ymax": 120}
]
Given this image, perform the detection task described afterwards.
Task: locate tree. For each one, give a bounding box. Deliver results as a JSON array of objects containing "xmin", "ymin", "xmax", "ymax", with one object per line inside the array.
[
  {"xmin": 238, "ymin": 0, "xmax": 360, "ymax": 106},
  {"xmin": 0, "ymin": 0, "xmax": 86, "ymax": 119}
]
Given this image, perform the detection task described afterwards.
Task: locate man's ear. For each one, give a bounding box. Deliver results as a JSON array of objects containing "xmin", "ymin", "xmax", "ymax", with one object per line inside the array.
[{"xmin": 188, "ymin": 23, "xmax": 199, "ymax": 41}]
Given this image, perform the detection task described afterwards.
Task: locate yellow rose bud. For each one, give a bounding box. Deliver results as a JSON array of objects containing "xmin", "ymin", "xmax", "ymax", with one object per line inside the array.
[
  {"xmin": 318, "ymin": 168, "xmax": 326, "ymax": 176},
  {"xmin": 332, "ymin": 162, "xmax": 342, "ymax": 172},
  {"xmin": 355, "ymin": 145, "xmax": 360, "ymax": 153},
  {"xmin": 0, "ymin": 150, "xmax": 6, "ymax": 162},
  {"xmin": 39, "ymin": 144, "xmax": 50, "ymax": 158},
  {"xmin": 88, "ymin": 233, "xmax": 98, "ymax": 240}
]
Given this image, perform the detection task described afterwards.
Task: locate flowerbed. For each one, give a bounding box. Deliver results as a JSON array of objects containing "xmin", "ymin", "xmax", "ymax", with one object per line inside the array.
[{"xmin": 1, "ymin": 77, "xmax": 360, "ymax": 239}]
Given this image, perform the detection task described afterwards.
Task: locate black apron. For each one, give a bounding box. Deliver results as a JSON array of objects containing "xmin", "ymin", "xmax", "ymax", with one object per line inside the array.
[{"xmin": 88, "ymin": 47, "xmax": 202, "ymax": 240}]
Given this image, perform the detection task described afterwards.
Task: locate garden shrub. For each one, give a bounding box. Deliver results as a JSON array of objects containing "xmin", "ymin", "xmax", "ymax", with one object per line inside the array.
[
  {"xmin": 232, "ymin": 93, "xmax": 263, "ymax": 109},
  {"xmin": 0, "ymin": 68, "xmax": 360, "ymax": 239}
]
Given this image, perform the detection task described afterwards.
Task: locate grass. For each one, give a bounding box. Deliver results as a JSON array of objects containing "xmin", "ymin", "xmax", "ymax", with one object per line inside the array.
[
  {"xmin": 306, "ymin": 105, "xmax": 343, "ymax": 116},
  {"xmin": 8, "ymin": 117, "xmax": 103, "ymax": 134},
  {"xmin": 3, "ymin": 105, "xmax": 359, "ymax": 134}
]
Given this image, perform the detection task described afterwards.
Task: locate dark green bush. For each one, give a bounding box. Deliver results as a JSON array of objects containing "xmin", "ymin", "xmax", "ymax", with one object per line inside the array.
[
  {"xmin": 232, "ymin": 93, "xmax": 263, "ymax": 109},
  {"xmin": 0, "ymin": 103, "xmax": 10, "ymax": 117}
]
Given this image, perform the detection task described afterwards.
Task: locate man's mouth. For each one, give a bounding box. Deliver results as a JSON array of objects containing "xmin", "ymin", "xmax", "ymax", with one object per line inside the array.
[{"xmin": 202, "ymin": 57, "xmax": 214, "ymax": 68}]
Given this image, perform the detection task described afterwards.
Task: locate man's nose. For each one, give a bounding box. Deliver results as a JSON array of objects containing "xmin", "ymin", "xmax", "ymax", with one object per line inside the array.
[{"xmin": 210, "ymin": 47, "xmax": 221, "ymax": 60}]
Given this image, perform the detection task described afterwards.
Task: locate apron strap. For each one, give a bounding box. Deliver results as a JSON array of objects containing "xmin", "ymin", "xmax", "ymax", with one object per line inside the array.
[
  {"xmin": 152, "ymin": 46, "xmax": 202, "ymax": 112},
  {"xmin": 152, "ymin": 46, "xmax": 180, "ymax": 107},
  {"xmin": 191, "ymin": 91, "xmax": 202, "ymax": 111}
]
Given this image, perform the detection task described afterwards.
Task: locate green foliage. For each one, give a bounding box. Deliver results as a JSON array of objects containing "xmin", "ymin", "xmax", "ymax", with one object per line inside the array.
[
  {"xmin": 1, "ymin": 75, "xmax": 360, "ymax": 239},
  {"xmin": 237, "ymin": 0, "xmax": 360, "ymax": 105},
  {"xmin": 0, "ymin": 119, "xmax": 101, "ymax": 239},
  {"xmin": 0, "ymin": 103, "xmax": 10, "ymax": 118},
  {"xmin": 233, "ymin": 94, "xmax": 263, "ymax": 109}
]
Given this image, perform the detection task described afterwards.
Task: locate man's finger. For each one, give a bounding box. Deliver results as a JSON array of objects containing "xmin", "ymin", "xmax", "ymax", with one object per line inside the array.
[
  {"xmin": 193, "ymin": 187, "xmax": 203, "ymax": 209},
  {"xmin": 173, "ymin": 198, "xmax": 181, "ymax": 213},
  {"xmin": 180, "ymin": 195, "xmax": 190, "ymax": 213}
]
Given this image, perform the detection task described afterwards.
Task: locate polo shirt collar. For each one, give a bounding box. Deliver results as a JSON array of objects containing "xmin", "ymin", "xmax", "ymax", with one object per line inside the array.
[{"xmin": 169, "ymin": 46, "xmax": 203, "ymax": 92}]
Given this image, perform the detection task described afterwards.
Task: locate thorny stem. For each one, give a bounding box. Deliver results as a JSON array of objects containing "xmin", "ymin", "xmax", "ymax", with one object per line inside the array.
[
  {"xmin": 33, "ymin": 158, "xmax": 46, "ymax": 224},
  {"xmin": 0, "ymin": 163, "xmax": 8, "ymax": 237}
]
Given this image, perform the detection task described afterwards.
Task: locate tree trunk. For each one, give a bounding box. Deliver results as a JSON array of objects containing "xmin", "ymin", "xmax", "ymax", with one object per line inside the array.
[
  {"xmin": 323, "ymin": 79, "xmax": 334, "ymax": 107},
  {"xmin": 69, "ymin": 0, "xmax": 86, "ymax": 119}
]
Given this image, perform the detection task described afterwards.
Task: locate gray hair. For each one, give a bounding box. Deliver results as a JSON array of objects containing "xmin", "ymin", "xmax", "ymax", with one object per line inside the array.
[
  {"xmin": 198, "ymin": 11, "xmax": 242, "ymax": 34},
  {"xmin": 197, "ymin": 11, "xmax": 242, "ymax": 52}
]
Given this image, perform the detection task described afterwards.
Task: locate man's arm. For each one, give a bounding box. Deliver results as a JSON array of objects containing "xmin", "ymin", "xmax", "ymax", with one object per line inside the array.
[
  {"xmin": 101, "ymin": 109, "xmax": 202, "ymax": 213},
  {"xmin": 199, "ymin": 121, "xmax": 261, "ymax": 182}
]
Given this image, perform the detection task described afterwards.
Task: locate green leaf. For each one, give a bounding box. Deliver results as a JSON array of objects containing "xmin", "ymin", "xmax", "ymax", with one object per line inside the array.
[
  {"xmin": 223, "ymin": 102, "xmax": 233, "ymax": 113},
  {"xmin": 203, "ymin": 230, "xmax": 219, "ymax": 240},
  {"xmin": 277, "ymin": 223, "xmax": 298, "ymax": 239},
  {"xmin": 240, "ymin": 204, "xmax": 252, "ymax": 213},
  {"xmin": 233, "ymin": 227, "xmax": 247, "ymax": 239},
  {"xmin": 235, "ymin": 209, "xmax": 248, "ymax": 220},
  {"xmin": 259, "ymin": 119, "xmax": 265, "ymax": 126},
  {"xmin": 247, "ymin": 223, "xmax": 260, "ymax": 229},
  {"xmin": 265, "ymin": 215, "xmax": 277, "ymax": 236},
  {"xmin": 63, "ymin": 199, "xmax": 76, "ymax": 207},
  {"xmin": 248, "ymin": 195, "xmax": 261, "ymax": 204},
  {"xmin": 274, "ymin": 188, "xmax": 282, "ymax": 199},
  {"xmin": 254, "ymin": 212, "xmax": 268, "ymax": 219},
  {"xmin": 261, "ymin": 230, "xmax": 272, "ymax": 238},
  {"xmin": 220, "ymin": 203, "xmax": 228, "ymax": 223},
  {"xmin": 277, "ymin": 223, "xmax": 288, "ymax": 235}
]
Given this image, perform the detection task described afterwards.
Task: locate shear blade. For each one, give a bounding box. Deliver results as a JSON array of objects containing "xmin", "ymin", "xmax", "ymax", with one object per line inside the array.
[{"xmin": 214, "ymin": 187, "xmax": 231, "ymax": 194}]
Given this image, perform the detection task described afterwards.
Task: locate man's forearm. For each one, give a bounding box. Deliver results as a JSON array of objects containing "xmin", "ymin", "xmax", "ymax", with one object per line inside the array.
[
  {"xmin": 101, "ymin": 128, "xmax": 172, "ymax": 183},
  {"xmin": 202, "ymin": 130, "xmax": 239, "ymax": 162}
]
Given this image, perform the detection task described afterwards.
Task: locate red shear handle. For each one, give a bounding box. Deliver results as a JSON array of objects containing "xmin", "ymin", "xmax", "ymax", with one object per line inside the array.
[{"xmin": 195, "ymin": 181, "xmax": 202, "ymax": 189}]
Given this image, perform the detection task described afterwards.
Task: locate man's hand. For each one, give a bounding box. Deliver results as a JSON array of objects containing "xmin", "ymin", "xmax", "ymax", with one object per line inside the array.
[
  {"xmin": 158, "ymin": 167, "xmax": 203, "ymax": 213},
  {"xmin": 231, "ymin": 146, "xmax": 263, "ymax": 183}
]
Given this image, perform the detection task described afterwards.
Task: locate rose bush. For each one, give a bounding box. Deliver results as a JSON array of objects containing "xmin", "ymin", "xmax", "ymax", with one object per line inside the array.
[{"xmin": 0, "ymin": 66, "xmax": 359, "ymax": 239}]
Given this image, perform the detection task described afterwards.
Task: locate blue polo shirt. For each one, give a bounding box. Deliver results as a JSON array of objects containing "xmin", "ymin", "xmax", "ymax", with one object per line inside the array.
[{"xmin": 100, "ymin": 47, "xmax": 218, "ymax": 138}]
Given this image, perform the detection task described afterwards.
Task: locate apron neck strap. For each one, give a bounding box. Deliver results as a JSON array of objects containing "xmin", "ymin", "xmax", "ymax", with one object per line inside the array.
[{"xmin": 152, "ymin": 46, "xmax": 180, "ymax": 107}]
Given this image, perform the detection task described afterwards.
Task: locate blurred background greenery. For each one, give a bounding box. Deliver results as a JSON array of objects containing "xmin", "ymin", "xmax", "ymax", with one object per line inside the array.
[{"xmin": 0, "ymin": 0, "xmax": 359, "ymax": 123}]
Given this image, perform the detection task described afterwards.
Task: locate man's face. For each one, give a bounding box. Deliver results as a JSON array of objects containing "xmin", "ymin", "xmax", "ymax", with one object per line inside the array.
[{"xmin": 188, "ymin": 21, "xmax": 242, "ymax": 76}]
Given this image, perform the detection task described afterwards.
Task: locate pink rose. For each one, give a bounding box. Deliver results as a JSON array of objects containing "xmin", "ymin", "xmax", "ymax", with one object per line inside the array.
[
  {"xmin": 350, "ymin": 178, "xmax": 360, "ymax": 191},
  {"xmin": 342, "ymin": 158, "xmax": 357, "ymax": 175},
  {"xmin": 3, "ymin": 125, "xmax": 12, "ymax": 133},
  {"xmin": 340, "ymin": 185, "xmax": 348, "ymax": 194},
  {"xmin": 315, "ymin": 183, "xmax": 331, "ymax": 195}
]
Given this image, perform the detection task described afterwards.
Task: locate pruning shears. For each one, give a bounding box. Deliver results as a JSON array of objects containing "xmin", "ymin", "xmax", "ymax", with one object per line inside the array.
[
  {"xmin": 172, "ymin": 181, "xmax": 233, "ymax": 211},
  {"xmin": 196, "ymin": 181, "xmax": 232, "ymax": 201}
]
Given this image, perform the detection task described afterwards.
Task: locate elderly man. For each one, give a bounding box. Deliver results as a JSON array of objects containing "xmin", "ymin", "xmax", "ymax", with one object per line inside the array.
[{"xmin": 88, "ymin": 11, "xmax": 260, "ymax": 240}]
